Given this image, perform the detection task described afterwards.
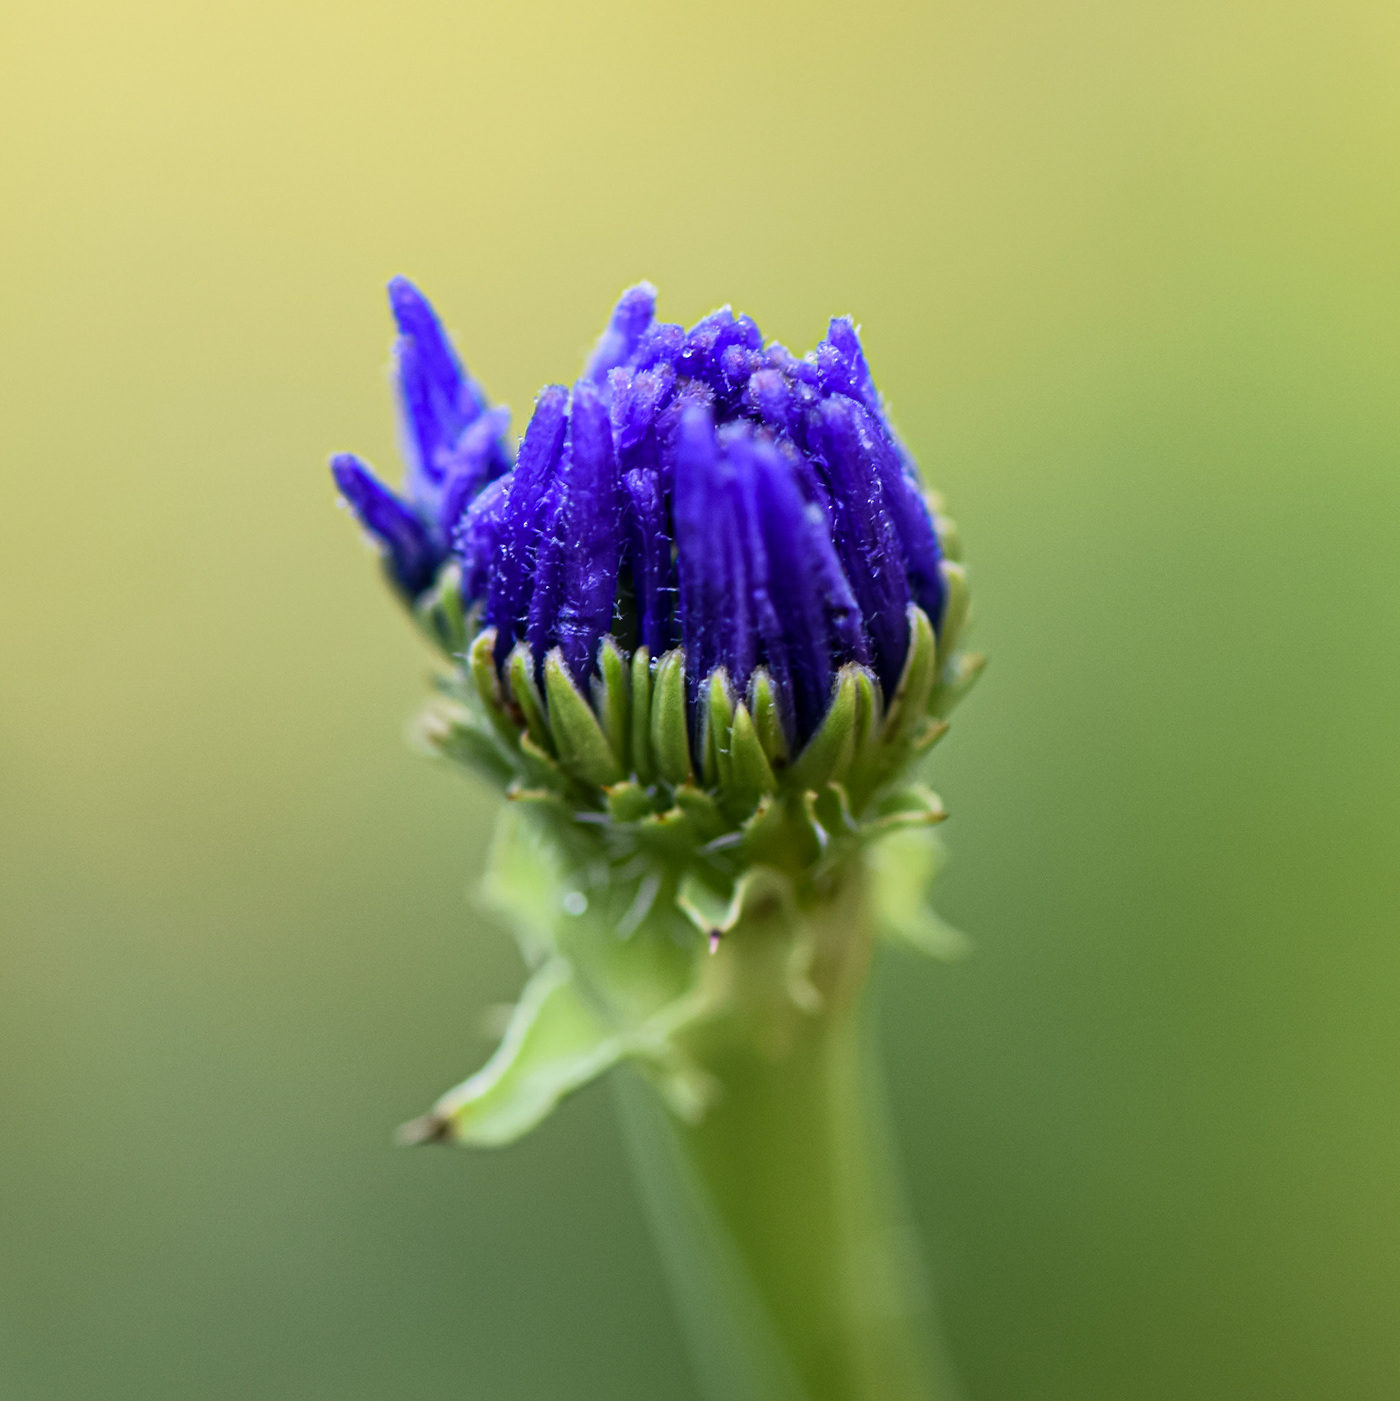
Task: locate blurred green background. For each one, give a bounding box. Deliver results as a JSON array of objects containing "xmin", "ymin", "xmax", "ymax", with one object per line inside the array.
[{"xmin": 2, "ymin": 0, "xmax": 1398, "ymax": 1396}]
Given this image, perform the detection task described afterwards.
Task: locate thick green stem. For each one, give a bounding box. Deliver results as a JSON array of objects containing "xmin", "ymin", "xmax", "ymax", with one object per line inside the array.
[{"xmin": 615, "ymin": 870, "xmax": 962, "ymax": 1401}]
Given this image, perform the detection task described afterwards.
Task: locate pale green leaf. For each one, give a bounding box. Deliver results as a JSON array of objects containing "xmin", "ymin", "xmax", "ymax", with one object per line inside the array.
[{"xmin": 403, "ymin": 960, "xmax": 623, "ymax": 1147}]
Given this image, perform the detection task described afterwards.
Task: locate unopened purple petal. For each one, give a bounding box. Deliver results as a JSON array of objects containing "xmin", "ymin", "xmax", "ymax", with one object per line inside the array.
[
  {"xmin": 526, "ymin": 381, "xmax": 621, "ymax": 682},
  {"xmin": 553, "ymin": 380, "xmax": 622, "ymax": 681},
  {"xmin": 727, "ymin": 433, "xmax": 795, "ymax": 725},
  {"xmin": 808, "ymin": 398, "xmax": 911, "ymax": 694},
  {"xmin": 331, "ymin": 453, "xmax": 442, "ymax": 598},
  {"xmin": 623, "ymin": 466, "xmax": 677, "ymax": 656},
  {"xmin": 436, "ymin": 406, "xmax": 513, "ymax": 540},
  {"xmin": 610, "ymin": 362, "xmax": 677, "ymax": 451},
  {"xmin": 654, "ymin": 380, "xmax": 716, "ymax": 500},
  {"xmin": 388, "ymin": 278, "xmax": 470, "ymax": 404},
  {"xmin": 717, "ymin": 475, "xmax": 756, "ymax": 692},
  {"xmin": 677, "ymin": 309, "xmax": 732, "ymax": 383},
  {"xmin": 814, "ymin": 316, "xmax": 882, "ymax": 418},
  {"xmin": 748, "ymin": 439, "xmax": 869, "ymax": 742},
  {"xmin": 673, "ymin": 404, "xmax": 741, "ymax": 698},
  {"xmin": 849, "ymin": 404, "xmax": 946, "ymax": 631},
  {"xmin": 486, "ymin": 385, "xmax": 569, "ymax": 659},
  {"xmin": 679, "ymin": 309, "xmax": 766, "ymax": 406},
  {"xmin": 454, "ymin": 474, "xmax": 512, "ymax": 604},
  {"xmin": 524, "ymin": 476, "xmax": 568, "ymax": 669},
  {"xmin": 770, "ymin": 341, "xmax": 820, "ymax": 387},
  {"xmin": 631, "ymin": 321, "xmax": 685, "ymax": 372},
  {"xmin": 388, "ymin": 277, "xmax": 489, "ymax": 497},
  {"xmin": 585, "ymin": 283, "xmax": 658, "ymax": 385}
]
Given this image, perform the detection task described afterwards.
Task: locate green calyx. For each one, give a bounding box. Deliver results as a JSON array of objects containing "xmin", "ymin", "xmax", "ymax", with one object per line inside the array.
[
  {"xmin": 401, "ymin": 597, "xmax": 982, "ymax": 1148},
  {"xmin": 425, "ymin": 599, "xmax": 978, "ymax": 827}
]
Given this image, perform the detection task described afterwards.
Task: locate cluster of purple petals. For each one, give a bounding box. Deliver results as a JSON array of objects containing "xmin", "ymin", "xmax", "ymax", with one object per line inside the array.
[
  {"xmin": 331, "ymin": 277, "xmax": 513, "ymax": 597},
  {"xmin": 456, "ymin": 285, "xmax": 946, "ymax": 745},
  {"xmin": 335, "ymin": 281, "xmax": 946, "ymax": 747}
]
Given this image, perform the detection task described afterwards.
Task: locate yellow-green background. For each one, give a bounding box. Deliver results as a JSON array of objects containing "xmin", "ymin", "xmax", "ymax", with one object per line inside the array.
[{"xmin": 3, "ymin": 1, "xmax": 1398, "ymax": 1396}]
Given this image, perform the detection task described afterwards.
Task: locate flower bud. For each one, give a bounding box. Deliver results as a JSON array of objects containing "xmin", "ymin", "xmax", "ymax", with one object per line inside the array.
[
  {"xmin": 333, "ymin": 281, "xmax": 984, "ymax": 1144},
  {"xmin": 335, "ymin": 281, "xmax": 978, "ymax": 815}
]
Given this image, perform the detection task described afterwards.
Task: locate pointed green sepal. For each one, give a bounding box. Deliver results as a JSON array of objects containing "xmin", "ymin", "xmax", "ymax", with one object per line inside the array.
[
  {"xmin": 739, "ymin": 791, "xmax": 826, "ymax": 873},
  {"xmin": 936, "ymin": 560, "xmax": 970, "ymax": 669},
  {"xmin": 413, "ymin": 701, "xmax": 514, "ymax": 787},
  {"xmin": 544, "ymin": 649, "xmax": 625, "ymax": 788},
  {"xmin": 412, "ymin": 563, "xmax": 468, "ymax": 656},
  {"xmin": 506, "ymin": 783, "xmax": 578, "ymax": 825},
  {"xmin": 592, "ymin": 636, "xmax": 631, "ymax": 777},
  {"xmin": 932, "ymin": 503, "xmax": 963, "ymax": 563},
  {"xmin": 851, "ymin": 666, "xmax": 883, "ymax": 775},
  {"xmin": 931, "ymin": 650, "xmax": 986, "ymax": 719},
  {"xmin": 727, "ymin": 702, "xmax": 778, "ymax": 801},
  {"xmin": 630, "ymin": 646, "xmax": 654, "ymax": 785},
  {"xmin": 676, "ymin": 871, "xmax": 734, "ymax": 936},
  {"xmin": 468, "ymin": 627, "xmax": 524, "ymax": 750},
  {"xmin": 633, "ymin": 803, "xmax": 707, "ymax": 863},
  {"xmin": 865, "ymin": 606, "xmax": 937, "ymax": 798},
  {"xmin": 506, "ymin": 643, "xmax": 554, "ymax": 754},
  {"xmin": 651, "ymin": 649, "xmax": 694, "ymax": 788},
  {"xmin": 888, "ymin": 606, "xmax": 938, "ymax": 730},
  {"xmin": 748, "ymin": 668, "xmax": 791, "ymax": 772},
  {"xmin": 909, "ymin": 716, "xmax": 950, "ymax": 758},
  {"xmin": 513, "ymin": 730, "xmax": 574, "ymax": 795},
  {"xmin": 702, "ymin": 668, "xmax": 736, "ymax": 790},
  {"xmin": 787, "ymin": 666, "xmax": 860, "ymax": 792}
]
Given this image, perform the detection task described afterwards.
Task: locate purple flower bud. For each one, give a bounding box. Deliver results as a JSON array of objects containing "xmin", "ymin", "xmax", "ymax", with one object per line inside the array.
[{"xmin": 336, "ymin": 281, "xmax": 955, "ymax": 746}]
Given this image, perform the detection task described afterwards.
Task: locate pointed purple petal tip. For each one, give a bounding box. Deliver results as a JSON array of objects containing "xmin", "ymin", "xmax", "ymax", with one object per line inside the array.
[
  {"xmin": 330, "ymin": 453, "xmax": 442, "ymax": 598},
  {"xmin": 586, "ymin": 282, "xmax": 659, "ymax": 385}
]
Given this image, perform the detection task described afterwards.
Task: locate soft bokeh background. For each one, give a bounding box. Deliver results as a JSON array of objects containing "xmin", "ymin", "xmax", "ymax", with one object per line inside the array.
[{"xmin": 3, "ymin": 0, "xmax": 1398, "ymax": 1396}]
